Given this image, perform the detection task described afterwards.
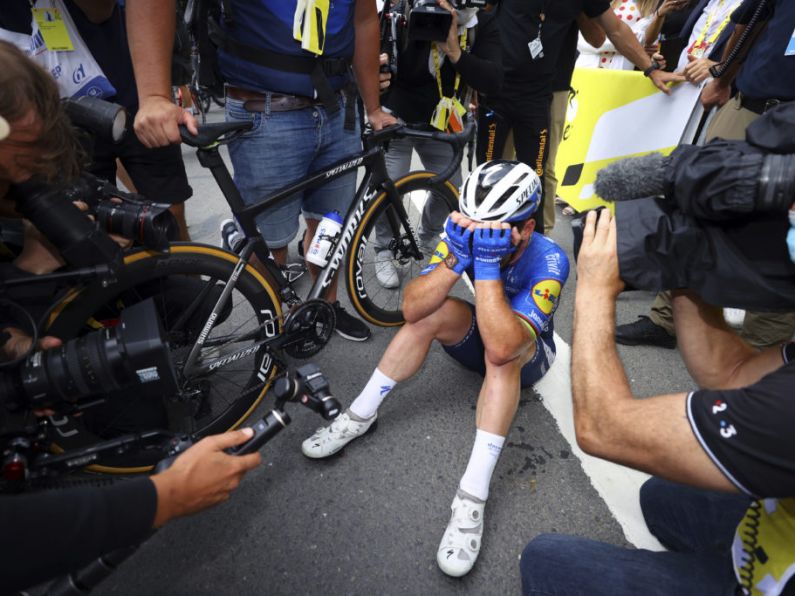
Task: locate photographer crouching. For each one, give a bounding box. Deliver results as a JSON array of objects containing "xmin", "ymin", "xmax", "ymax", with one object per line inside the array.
[
  {"xmin": 519, "ymin": 110, "xmax": 795, "ymax": 593},
  {"xmin": 0, "ymin": 41, "xmax": 260, "ymax": 592}
]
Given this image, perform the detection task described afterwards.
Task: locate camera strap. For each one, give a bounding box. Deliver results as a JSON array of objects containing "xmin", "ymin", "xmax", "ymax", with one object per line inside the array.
[{"xmin": 430, "ymin": 30, "xmax": 469, "ymax": 132}]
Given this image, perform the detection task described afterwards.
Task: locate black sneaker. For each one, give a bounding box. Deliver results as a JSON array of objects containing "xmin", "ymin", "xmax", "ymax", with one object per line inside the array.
[
  {"xmin": 332, "ymin": 301, "xmax": 371, "ymax": 341},
  {"xmin": 615, "ymin": 316, "xmax": 676, "ymax": 349}
]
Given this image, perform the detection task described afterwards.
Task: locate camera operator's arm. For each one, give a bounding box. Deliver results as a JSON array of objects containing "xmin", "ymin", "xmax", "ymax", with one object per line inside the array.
[
  {"xmin": 354, "ymin": 0, "xmax": 397, "ymax": 131},
  {"xmin": 572, "ymin": 209, "xmax": 735, "ymax": 491},
  {"xmin": 671, "ymin": 291, "xmax": 786, "ymax": 390},
  {"xmin": 0, "ymin": 428, "xmax": 258, "ymax": 593},
  {"xmin": 436, "ymin": 2, "xmax": 503, "ymax": 96},
  {"xmin": 593, "ymin": 9, "xmax": 684, "ymax": 95},
  {"xmin": 126, "ymin": 0, "xmax": 198, "ymax": 147}
]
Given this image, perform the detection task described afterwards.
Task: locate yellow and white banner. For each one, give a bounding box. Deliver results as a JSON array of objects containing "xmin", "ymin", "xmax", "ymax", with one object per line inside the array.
[{"xmin": 554, "ymin": 69, "xmax": 703, "ymax": 212}]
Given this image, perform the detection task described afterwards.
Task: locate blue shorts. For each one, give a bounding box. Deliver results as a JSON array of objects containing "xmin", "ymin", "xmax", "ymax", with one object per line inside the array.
[
  {"xmin": 225, "ymin": 93, "xmax": 361, "ymax": 249},
  {"xmin": 442, "ymin": 303, "xmax": 556, "ymax": 388}
]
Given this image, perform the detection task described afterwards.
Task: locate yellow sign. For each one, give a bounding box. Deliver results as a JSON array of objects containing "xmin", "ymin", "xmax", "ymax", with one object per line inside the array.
[
  {"xmin": 554, "ymin": 69, "xmax": 701, "ymax": 213},
  {"xmin": 33, "ymin": 8, "xmax": 74, "ymax": 52}
]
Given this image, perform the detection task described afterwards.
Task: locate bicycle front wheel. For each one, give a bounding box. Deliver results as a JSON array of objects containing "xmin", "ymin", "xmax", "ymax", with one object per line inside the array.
[
  {"xmin": 346, "ymin": 171, "xmax": 458, "ymax": 326},
  {"xmin": 45, "ymin": 243, "xmax": 283, "ymax": 473}
]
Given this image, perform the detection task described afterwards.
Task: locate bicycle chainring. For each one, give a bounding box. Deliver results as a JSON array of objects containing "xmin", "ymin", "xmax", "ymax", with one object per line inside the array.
[{"xmin": 281, "ymin": 299, "xmax": 336, "ymax": 359}]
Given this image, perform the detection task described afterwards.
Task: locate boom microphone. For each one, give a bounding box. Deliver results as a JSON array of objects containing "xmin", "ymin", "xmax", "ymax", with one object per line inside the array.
[{"xmin": 593, "ymin": 153, "xmax": 668, "ymax": 202}]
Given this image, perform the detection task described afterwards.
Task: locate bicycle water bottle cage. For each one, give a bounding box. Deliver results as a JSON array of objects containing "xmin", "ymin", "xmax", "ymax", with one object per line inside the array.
[{"xmin": 179, "ymin": 121, "xmax": 253, "ymax": 148}]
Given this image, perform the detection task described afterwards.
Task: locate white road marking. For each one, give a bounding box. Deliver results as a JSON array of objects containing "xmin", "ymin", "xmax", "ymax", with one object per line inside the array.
[{"xmin": 535, "ymin": 334, "xmax": 664, "ymax": 551}]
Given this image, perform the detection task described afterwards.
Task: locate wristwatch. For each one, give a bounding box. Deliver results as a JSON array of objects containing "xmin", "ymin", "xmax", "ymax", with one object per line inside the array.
[{"xmin": 643, "ymin": 62, "xmax": 661, "ymax": 77}]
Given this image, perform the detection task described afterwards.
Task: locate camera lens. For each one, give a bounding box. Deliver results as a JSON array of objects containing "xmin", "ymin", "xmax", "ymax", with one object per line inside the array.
[
  {"xmin": 1, "ymin": 299, "xmax": 177, "ymax": 411},
  {"xmin": 95, "ymin": 201, "xmax": 178, "ymax": 250}
]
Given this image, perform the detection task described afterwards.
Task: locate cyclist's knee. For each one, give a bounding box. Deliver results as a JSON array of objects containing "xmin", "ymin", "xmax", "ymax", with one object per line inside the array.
[{"xmin": 407, "ymin": 298, "xmax": 471, "ymax": 342}]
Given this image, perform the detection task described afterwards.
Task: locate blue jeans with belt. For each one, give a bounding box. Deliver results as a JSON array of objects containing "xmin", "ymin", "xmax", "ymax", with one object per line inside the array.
[
  {"xmin": 519, "ymin": 477, "xmax": 749, "ymax": 595},
  {"xmin": 225, "ymin": 93, "xmax": 360, "ymax": 249}
]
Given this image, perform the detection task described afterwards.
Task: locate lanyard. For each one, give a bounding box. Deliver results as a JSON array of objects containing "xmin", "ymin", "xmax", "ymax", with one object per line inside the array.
[
  {"xmin": 693, "ymin": 0, "xmax": 733, "ymax": 50},
  {"xmin": 432, "ymin": 30, "xmax": 468, "ymax": 100}
]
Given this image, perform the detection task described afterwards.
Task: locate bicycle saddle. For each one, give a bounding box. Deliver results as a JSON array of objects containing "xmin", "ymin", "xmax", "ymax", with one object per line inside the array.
[{"xmin": 179, "ymin": 121, "xmax": 253, "ymax": 147}]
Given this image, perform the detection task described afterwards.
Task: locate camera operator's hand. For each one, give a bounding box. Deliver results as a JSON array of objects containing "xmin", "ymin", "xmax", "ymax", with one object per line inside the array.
[
  {"xmin": 700, "ymin": 78, "xmax": 731, "ymax": 109},
  {"xmin": 150, "ymin": 428, "xmax": 261, "ymax": 528},
  {"xmin": 134, "ymin": 95, "xmax": 198, "ymax": 148},
  {"xmin": 379, "ymin": 53, "xmax": 392, "ymax": 92},
  {"xmin": 436, "ymin": 0, "xmax": 462, "ymax": 64},
  {"xmin": 576, "ymin": 209, "xmax": 625, "ymax": 298},
  {"xmin": 0, "ymin": 328, "xmax": 60, "ymax": 363},
  {"xmin": 681, "ymin": 55, "xmax": 717, "ymax": 85}
]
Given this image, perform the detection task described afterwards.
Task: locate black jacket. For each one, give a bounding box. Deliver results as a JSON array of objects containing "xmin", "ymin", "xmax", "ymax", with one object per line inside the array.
[
  {"xmin": 382, "ymin": 10, "xmax": 502, "ymax": 123},
  {"xmin": 616, "ymin": 102, "xmax": 795, "ymax": 311}
]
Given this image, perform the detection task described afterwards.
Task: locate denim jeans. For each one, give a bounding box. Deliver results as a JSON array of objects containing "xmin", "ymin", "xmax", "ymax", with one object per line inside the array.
[
  {"xmin": 519, "ymin": 477, "xmax": 750, "ymax": 595},
  {"xmin": 373, "ymin": 136, "xmax": 463, "ymax": 251},
  {"xmin": 225, "ymin": 93, "xmax": 360, "ymax": 249}
]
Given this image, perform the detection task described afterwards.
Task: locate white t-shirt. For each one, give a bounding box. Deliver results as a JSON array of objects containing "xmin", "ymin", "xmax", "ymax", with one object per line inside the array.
[{"xmin": 676, "ymin": 0, "xmax": 744, "ymax": 71}]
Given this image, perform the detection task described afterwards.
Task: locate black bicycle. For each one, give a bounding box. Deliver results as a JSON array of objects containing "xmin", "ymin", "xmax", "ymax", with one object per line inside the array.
[{"xmin": 40, "ymin": 119, "xmax": 473, "ymax": 473}]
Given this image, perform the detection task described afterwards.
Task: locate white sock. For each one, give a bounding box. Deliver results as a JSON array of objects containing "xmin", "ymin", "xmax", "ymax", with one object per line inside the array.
[
  {"xmin": 458, "ymin": 429, "xmax": 505, "ymax": 501},
  {"xmin": 349, "ymin": 368, "xmax": 396, "ymax": 419}
]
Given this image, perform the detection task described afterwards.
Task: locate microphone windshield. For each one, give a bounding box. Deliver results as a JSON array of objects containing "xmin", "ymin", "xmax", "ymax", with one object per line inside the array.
[{"xmin": 594, "ymin": 153, "xmax": 668, "ymax": 202}]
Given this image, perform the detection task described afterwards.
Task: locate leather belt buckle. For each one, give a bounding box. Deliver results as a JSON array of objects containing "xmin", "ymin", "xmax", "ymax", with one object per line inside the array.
[{"xmin": 764, "ymin": 98, "xmax": 781, "ymax": 112}]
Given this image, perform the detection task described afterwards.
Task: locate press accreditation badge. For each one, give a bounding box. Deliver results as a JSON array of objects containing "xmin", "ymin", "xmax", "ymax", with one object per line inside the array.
[
  {"xmin": 528, "ymin": 37, "xmax": 544, "ymax": 60},
  {"xmin": 32, "ymin": 8, "xmax": 74, "ymax": 52},
  {"xmin": 786, "ymin": 26, "xmax": 795, "ymax": 56}
]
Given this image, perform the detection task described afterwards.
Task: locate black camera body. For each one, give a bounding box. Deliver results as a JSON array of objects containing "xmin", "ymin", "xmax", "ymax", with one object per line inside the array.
[
  {"xmin": 578, "ymin": 102, "xmax": 795, "ymax": 311},
  {"xmin": 406, "ymin": 0, "xmax": 486, "ymax": 42}
]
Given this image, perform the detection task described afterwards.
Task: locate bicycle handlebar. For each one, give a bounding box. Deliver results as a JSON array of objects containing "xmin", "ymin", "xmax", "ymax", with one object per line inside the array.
[{"xmin": 365, "ymin": 118, "xmax": 476, "ymax": 187}]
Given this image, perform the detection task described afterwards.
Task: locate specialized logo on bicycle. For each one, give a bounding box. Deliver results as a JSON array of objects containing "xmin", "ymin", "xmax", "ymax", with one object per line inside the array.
[
  {"xmin": 531, "ymin": 280, "xmax": 560, "ymax": 315},
  {"xmin": 325, "ymin": 157, "xmax": 364, "ymax": 179}
]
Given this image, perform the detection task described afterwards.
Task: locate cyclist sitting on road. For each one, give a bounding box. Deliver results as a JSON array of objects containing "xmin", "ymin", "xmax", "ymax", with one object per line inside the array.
[{"xmin": 301, "ymin": 160, "xmax": 570, "ymax": 577}]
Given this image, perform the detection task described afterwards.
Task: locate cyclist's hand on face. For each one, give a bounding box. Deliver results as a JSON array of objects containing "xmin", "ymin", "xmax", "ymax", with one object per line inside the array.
[
  {"xmin": 151, "ymin": 428, "xmax": 261, "ymax": 528},
  {"xmin": 472, "ymin": 221, "xmax": 514, "ymax": 281},
  {"xmin": 134, "ymin": 95, "xmax": 199, "ymax": 148},
  {"xmin": 444, "ymin": 211, "xmax": 475, "ymax": 274}
]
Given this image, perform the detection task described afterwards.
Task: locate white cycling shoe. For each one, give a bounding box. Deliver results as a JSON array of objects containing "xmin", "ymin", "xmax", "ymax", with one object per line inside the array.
[
  {"xmin": 375, "ymin": 250, "xmax": 399, "ymax": 289},
  {"xmin": 436, "ymin": 490, "xmax": 485, "ymax": 577},
  {"xmin": 301, "ymin": 409, "xmax": 377, "ymax": 459}
]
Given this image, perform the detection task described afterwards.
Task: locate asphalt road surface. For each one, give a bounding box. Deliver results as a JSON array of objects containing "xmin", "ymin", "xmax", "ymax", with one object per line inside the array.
[{"xmin": 81, "ymin": 110, "xmax": 695, "ymax": 596}]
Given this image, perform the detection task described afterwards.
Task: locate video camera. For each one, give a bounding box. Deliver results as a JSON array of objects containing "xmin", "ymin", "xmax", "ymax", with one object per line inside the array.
[
  {"xmin": 0, "ymin": 299, "xmax": 178, "ymax": 414},
  {"xmin": 572, "ymin": 102, "xmax": 795, "ymax": 311},
  {"xmin": 385, "ymin": 0, "xmax": 485, "ymax": 44}
]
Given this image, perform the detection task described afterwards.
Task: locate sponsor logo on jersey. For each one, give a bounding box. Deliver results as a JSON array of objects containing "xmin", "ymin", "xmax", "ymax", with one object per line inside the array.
[
  {"xmin": 532, "ymin": 279, "xmax": 561, "ymax": 315},
  {"xmin": 428, "ymin": 240, "xmax": 448, "ymax": 265}
]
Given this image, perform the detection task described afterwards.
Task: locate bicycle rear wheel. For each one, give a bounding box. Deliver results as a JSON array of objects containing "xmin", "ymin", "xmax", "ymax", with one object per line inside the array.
[
  {"xmin": 346, "ymin": 171, "xmax": 458, "ymax": 326},
  {"xmin": 45, "ymin": 243, "xmax": 282, "ymax": 473}
]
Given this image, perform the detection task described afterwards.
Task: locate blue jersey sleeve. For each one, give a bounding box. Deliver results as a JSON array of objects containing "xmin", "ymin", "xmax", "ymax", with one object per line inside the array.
[{"xmin": 508, "ymin": 245, "xmax": 569, "ymax": 337}]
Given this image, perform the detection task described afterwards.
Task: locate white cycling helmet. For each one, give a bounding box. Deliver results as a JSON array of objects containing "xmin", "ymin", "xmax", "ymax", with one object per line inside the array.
[{"xmin": 459, "ymin": 160, "xmax": 541, "ymax": 223}]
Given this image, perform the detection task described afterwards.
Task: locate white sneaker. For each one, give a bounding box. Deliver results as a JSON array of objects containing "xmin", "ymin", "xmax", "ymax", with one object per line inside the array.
[
  {"xmin": 436, "ymin": 491, "xmax": 485, "ymax": 577},
  {"xmin": 375, "ymin": 250, "xmax": 399, "ymax": 289},
  {"xmin": 301, "ymin": 410, "xmax": 377, "ymax": 459},
  {"xmin": 723, "ymin": 308, "xmax": 746, "ymax": 329}
]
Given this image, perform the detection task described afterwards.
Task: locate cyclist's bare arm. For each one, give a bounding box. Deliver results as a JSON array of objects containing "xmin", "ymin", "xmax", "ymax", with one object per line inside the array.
[
  {"xmin": 402, "ymin": 260, "xmax": 460, "ymax": 323},
  {"xmin": 475, "ymin": 280, "xmax": 536, "ymax": 366},
  {"xmin": 126, "ymin": 0, "xmax": 197, "ymax": 147}
]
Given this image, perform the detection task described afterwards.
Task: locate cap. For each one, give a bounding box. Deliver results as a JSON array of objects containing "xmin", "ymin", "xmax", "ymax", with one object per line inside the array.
[{"xmin": 0, "ymin": 115, "xmax": 9, "ymax": 141}]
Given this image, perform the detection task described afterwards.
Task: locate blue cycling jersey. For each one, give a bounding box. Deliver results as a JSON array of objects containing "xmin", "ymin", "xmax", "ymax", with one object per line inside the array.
[{"xmin": 423, "ymin": 233, "xmax": 570, "ymax": 340}]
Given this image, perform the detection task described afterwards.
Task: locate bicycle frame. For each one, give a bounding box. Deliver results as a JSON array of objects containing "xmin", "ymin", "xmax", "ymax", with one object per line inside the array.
[{"xmin": 194, "ymin": 137, "xmax": 420, "ymax": 303}]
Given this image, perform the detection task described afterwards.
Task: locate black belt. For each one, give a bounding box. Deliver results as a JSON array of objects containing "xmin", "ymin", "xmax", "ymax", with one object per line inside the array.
[
  {"xmin": 739, "ymin": 94, "xmax": 784, "ymax": 115},
  {"xmin": 226, "ymin": 87, "xmax": 325, "ymax": 112}
]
